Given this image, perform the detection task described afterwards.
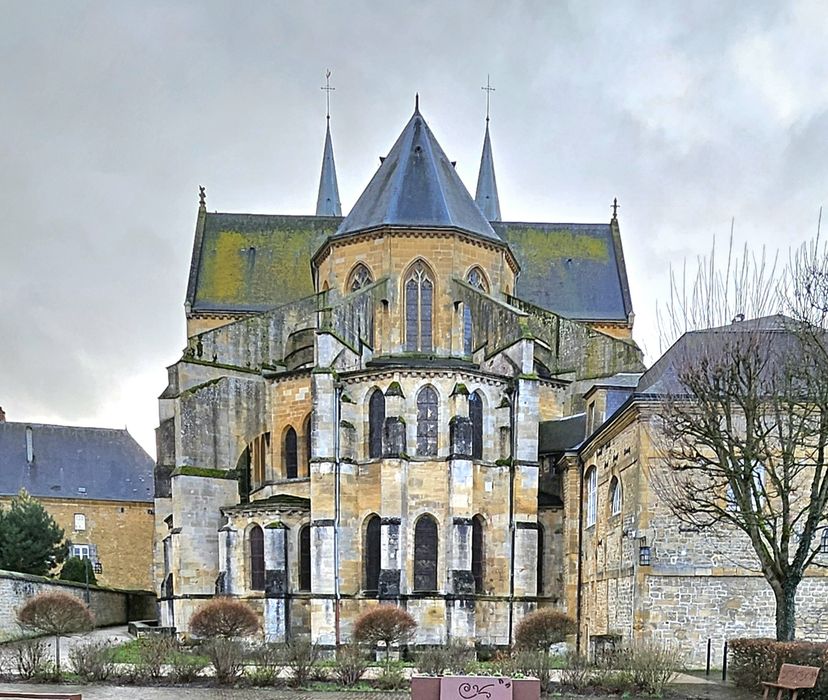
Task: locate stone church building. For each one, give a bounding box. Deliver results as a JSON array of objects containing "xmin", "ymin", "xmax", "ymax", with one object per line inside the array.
[{"xmin": 153, "ymin": 100, "xmax": 644, "ymax": 648}]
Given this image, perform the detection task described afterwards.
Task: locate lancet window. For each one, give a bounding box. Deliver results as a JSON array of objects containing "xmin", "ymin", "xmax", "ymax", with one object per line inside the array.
[
  {"xmin": 405, "ymin": 262, "xmax": 434, "ymax": 352},
  {"xmin": 414, "ymin": 514, "xmax": 438, "ymax": 591},
  {"xmin": 472, "ymin": 515, "xmax": 485, "ymax": 594},
  {"xmin": 470, "ymin": 391, "xmax": 483, "ymax": 460},
  {"xmin": 285, "ymin": 427, "xmax": 298, "ymax": 479},
  {"xmin": 416, "ymin": 386, "xmax": 439, "ymax": 456},
  {"xmin": 610, "ymin": 476, "xmax": 622, "ymax": 516},
  {"xmin": 368, "ymin": 389, "xmax": 385, "ymax": 459},
  {"xmin": 364, "ymin": 514, "xmax": 381, "ymax": 593},
  {"xmin": 299, "ymin": 525, "xmax": 311, "ymax": 591},
  {"xmin": 250, "ymin": 525, "xmax": 265, "ymax": 591}
]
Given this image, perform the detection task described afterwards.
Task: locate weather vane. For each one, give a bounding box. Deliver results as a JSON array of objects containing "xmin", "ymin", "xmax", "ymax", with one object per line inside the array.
[
  {"xmin": 321, "ymin": 69, "xmax": 335, "ymax": 120},
  {"xmin": 199, "ymin": 185, "xmax": 206, "ymax": 208},
  {"xmin": 481, "ymin": 74, "xmax": 495, "ymax": 121}
]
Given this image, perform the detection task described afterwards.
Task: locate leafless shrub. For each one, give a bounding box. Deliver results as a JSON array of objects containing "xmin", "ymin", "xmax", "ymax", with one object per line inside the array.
[
  {"xmin": 189, "ymin": 599, "xmax": 259, "ymax": 639},
  {"xmin": 16, "ymin": 592, "xmax": 94, "ymax": 675},
  {"xmin": 69, "ymin": 639, "xmax": 115, "ymax": 681},
  {"xmin": 334, "ymin": 642, "xmax": 369, "ymax": 686}
]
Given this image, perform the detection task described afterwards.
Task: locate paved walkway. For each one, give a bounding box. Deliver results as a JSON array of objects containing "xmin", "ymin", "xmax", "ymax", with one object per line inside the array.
[
  {"xmin": 39, "ymin": 625, "xmax": 132, "ymax": 668},
  {"xmin": 0, "ymin": 685, "xmax": 407, "ymax": 699}
]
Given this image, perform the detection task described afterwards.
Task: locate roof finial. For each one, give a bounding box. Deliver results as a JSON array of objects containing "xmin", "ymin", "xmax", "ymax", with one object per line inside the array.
[
  {"xmin": 482, "ymin": 74, "xmax": 495, "ymax": 122},
  {"xmin": 198, "ymin": 185, "xmax": 206, "ymax": 209},
  {"xmin": 321, "ymin": 69, "xmax": 335, "ymax": 120},
  {"xmin": 415, "ymin": 92, "xmax": 420, "ymax": 114},
  {"xmin": 611, "ymin": 197, "xmax": 619, "ymax": 221}
]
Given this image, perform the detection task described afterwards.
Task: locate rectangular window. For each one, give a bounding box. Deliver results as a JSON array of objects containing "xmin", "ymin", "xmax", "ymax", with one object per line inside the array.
[
  {"xmin": 74, "ymin": 513, "xmax": 86, "ymax": 531},
  {"xmin": 72, "ymin": 544, "xmax": 91, "ymax": 560}
]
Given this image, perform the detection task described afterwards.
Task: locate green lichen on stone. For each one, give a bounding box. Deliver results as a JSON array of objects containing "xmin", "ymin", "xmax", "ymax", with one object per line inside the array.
[
  {"xmin": 172, "ymin": 466, "xmax": 237, "ymax": 479},
  {"xmin": 451, "ymin": 383, "xmax": 469, "ymax": 396},
  {"xmin": 340, "ymin": 393, "xmax": 355, "ymax": 404},
  {"xmin": 495, "ymin": 457, "xmax": 513, "ymax": 467},
  {"xmin": 340, "ymin": 420, "xmax": 355, "ymax": 430},
  {"xmin": 178, "ymin": 377, "xmax": 224, "ymax": 399},
  {"xmin": 265, "ymin": 521, "xmax": 287, "ymax": 529},
  {"xmin": 385, "ymin": 381, "xmax": 405, "ymax": 397}
]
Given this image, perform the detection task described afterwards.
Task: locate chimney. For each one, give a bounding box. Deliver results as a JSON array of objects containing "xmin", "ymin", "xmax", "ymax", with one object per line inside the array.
[{"xmin": 0, "ymin": 406, "xmax": 5, "ymax": 422}]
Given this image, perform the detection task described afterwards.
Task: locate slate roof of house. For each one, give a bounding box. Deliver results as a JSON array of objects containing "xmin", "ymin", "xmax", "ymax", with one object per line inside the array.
[
  {"xmin": 636, "ymin": 314, "xmax": 804, "ymax": 396},
  {"xmin": 0, "ymin": 422, "xmax": 154, "ymax": 502},
  {"xmin": 494, "ymin": 221, "xmax": 633, "ymax": 322},
  {"xmin": 335, "ymin": 106, "xmax": 500, "ymax": 242}
]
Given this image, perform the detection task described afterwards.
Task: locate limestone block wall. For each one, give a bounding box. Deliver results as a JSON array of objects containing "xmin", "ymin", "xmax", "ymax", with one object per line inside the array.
[
  {"xmin": 4, "ymin": 496, "xmax": 156, "ymax": 591},
  {"xmin": 0, "ymin": 570, "xmax": 155, "ymax": 642}
]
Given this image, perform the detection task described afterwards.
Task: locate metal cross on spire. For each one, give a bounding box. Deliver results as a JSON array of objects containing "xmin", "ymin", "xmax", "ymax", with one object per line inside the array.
[
  {"xmin": 321, "ymin": 69, "xmax": 335, "ymax": 120},
  {"xmin": 481, "ymin": 74, "xmax": 495, "ymax": 121},
  {"xmin": 612, "ymin": 197, "xmax": 620, "ymax": 220}
]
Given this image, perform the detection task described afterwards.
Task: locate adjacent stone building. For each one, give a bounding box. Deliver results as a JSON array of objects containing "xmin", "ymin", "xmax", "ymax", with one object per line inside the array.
[
  {"xmin": 0, "ymin": 413, "xmax": 155, "ymax": 590},
  {"xmin": 154, "ymin": 102, "xmax": 644, "ymax": 646}
]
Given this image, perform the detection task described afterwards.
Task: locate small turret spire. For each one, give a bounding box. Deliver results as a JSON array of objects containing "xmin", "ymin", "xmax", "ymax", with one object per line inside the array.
[
  {"xmin": 475, "ymin": 77, "xmax": 501, "ymax": 221},
  {"xmin": 316, "ymin": 70, "xmax": 342, "ymax": 217}
]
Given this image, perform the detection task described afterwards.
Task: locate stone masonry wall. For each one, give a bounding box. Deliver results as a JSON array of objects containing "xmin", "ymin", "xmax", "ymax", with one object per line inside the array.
[{"xmin": 0, "ymin": 570, "xmax": 155, "ymax": 642}]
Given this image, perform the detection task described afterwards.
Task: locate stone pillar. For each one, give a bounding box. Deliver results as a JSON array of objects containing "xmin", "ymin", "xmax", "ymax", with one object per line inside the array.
[{"xmin": 263, "ymin": 523, "xmax": 288, "ymax": 641}]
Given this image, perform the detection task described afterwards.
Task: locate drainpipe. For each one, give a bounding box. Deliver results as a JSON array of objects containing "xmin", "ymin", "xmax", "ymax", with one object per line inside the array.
[
  {"xmin": 507, "ymin": 382, "xmax": 518, "ymax": 647},
  {"xmin": 576, "ymin": 454, "xmax": 585, "ymax": 653},
  {"xmin": 334, "ymin": 382, "xmax": 342, "ymax": 646}
]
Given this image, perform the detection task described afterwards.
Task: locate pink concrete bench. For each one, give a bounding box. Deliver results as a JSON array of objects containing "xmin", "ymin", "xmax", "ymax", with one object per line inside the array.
[{"xmin": 761, "ymin": 663, "xmax": 821, "ymax": 700}]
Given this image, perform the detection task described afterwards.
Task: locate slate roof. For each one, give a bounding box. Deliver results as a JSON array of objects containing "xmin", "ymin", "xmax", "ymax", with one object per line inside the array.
[
  {"xmin": 335, "ymin": 106, "xmax": 500, "ymax": 242},
  {"xmin": 0, "ymin": 422, "xmax": 154, "ymax": 502},
  {"xmin": 636, "ymin": 314, "xmax": 805, "ymax": 396},
  {"xmin": 495, "ymin": 221, "xmax": 633, "ymax": 322},
  {"xmin": 538, "ymin": 413, "xmax": 586, "ymax": 454},
  {"xmin": 316, "ymin": 121, "xmax": 342, "ymax": 217},
  {"xmin": 475, "ymin": 121, "xmax": 501, "ymax": 221},
  {"xmin": 186, "ymin": 213, "xmax": 339, "ymax": 314}
]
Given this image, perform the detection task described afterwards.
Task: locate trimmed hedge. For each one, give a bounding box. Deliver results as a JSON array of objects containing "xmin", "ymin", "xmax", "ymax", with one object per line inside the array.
[{"xmin": 729, "ymin": 638, "xmax": 828, "ymax": 698}]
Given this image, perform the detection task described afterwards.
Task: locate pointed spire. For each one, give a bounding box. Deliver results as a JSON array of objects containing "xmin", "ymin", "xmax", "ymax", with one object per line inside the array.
[
  {"xmin": 475, "ymin": 119, "xmax": 501, "ymax": 221},
  {"xmin": 316, "ymin": 70, "xmax": 341, "ymax": 217}
]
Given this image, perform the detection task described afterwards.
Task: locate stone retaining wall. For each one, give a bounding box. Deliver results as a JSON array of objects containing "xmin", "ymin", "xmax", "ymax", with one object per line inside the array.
[{"xmin": 0, "ymin": 569, "xmax": 156, "ymax": 641}]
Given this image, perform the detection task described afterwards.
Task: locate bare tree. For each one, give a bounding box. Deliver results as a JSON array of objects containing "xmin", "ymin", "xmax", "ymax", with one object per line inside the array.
[
  {"xmin": 652, "ymin": 235, "xmax": 828, "ymax": 641},
  {"xmin": 17, "ymin": 592, "xmax": 94, "ymax": 675}
]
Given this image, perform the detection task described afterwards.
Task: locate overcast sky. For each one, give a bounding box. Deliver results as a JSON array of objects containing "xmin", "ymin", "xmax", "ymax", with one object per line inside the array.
[{"xmin": 2, "ymin": 1, "xmax": 827, "ymax": 457}]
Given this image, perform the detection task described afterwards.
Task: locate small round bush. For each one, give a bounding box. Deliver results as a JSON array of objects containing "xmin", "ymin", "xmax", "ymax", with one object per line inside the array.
[
  {"xmin": 60, "ymin": 556, "xmax": 97, "ymax": 585},
  {"xmin": 515, "ymin": 608, "xmax": 576, "ymax": 650},
  {"xmin": 353, "ymin": 604, "xmax": 417, "ymax": 670},
  {"xmin": 189, "ymin": 598, "xmax": 259, "ymax": 638}
]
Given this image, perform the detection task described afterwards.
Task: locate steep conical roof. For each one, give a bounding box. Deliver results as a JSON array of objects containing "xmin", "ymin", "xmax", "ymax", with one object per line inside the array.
[
  {"xmin": 336, "ymin": 103, "xmax": 499, "ymax": 241},
  {"xmin": 316, "ymin": 120, "xmax": 342, "ymax": 216},
  {"xmin": 474, "ymin": 121, "xmax": 501, "ymax": 221}
]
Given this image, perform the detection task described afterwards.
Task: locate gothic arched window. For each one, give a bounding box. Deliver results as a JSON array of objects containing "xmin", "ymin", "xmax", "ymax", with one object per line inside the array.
[
  {"xmin": 304, "ymin": 415, "xmax": 312, "ymax": 476},
  {"xmin": 348, "ymin": 263, "xmax": 374, "ymax": 292},
  {"xmin": 414, "ymin": 514, "xmax": 438, "ymax": 591},
  {"xmin": 470, "ymin": 391, "xmax": 483, "ymax": 460},
  {"xmin": 472, "ymin": 515, "xmax": 485, "ymax": 594},
  {"xmin": 610, "ymin": 476, "xmax": 622, "ymax": 516},
  {"xmin": 299, "ymin": 524, "xmax": 311, "ymax": 591},
  {"xmin": 405, "ymin": 261, "xmax": 434, "ymax": 352},
  {"xmin": 416, "ymin": 386, "xmax": 439, "ymax": 456},
  {"xmin": 467, "ymin": 266, "xmax": 489, "ymax": 292},
  {"xmin": 284, "ymin": 427, "xmax": 298, "ymax": 479},
  {"xmin": 368, "ymin": 389, "xmax": 385, "ymax": 459},
  {"xmin": 586, "ymin": 467, "xmax": 598, "ymax": 527},
  {"xmin": 250, "ymin": 525, "xmax": 265, "ymax": 591},
  {"xmin": 364, "ymin": 514, "xmax": 381, "ymax": 593}
]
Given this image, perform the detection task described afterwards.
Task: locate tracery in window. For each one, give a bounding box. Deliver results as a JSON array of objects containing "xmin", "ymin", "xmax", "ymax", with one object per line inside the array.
[
  {"xmin": 368, "ymin": 389, "xmax": 385, "ymax": 459},
  {"xmin": 466, "ymin": 266, "xmax": 489, "ymax": 292},
  {"xmin": 405, "ymin": 261, "xmax": 434, "ymax": 352},
  {"xmin": 416, "ymin": 386, "xmax": 439, "ymax": 456},
  {"xmin": 470, "ymin": 391, "xmax": 483, "ymax": 460},
  {"xmin": 610, "ymin": 476, "xmax": 622, "ymax": 516},
  {"xmin": 348, "ymin": 263, "xmax": 374, "ymax": 292},
  {"xmin": 586, "ymin": 467, "xmax": 598, "ymax": 527}
]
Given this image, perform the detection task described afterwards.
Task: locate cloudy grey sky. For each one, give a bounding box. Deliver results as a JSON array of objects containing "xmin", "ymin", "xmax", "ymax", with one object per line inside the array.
[{"xmin": 2, "ymin": 1, "xmax": 826, "ymax": 457}]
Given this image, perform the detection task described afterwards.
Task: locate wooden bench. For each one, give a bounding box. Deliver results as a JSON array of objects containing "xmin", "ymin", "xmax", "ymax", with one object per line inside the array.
[
  {"xmin": 0, "ymin": 692, "xmax": 81, "ymax": 699},
  {"xmin": 761, "ymin": 664, "xmax": 821, "ymax": 700}
]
